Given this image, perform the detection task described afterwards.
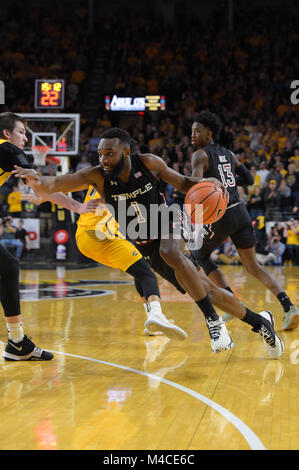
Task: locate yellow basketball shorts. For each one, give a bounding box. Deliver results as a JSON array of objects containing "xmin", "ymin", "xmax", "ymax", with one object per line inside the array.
[{"xmin": 75, "ymin": 227, "xmax": 142, "ymax": 272}]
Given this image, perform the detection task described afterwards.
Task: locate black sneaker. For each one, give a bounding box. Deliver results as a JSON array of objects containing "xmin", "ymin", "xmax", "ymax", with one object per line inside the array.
[
  {"xmin": 3, "ymin": 335, "xmax": 54, "ymax": 361},
  {"xmin": 253, "ymin": 311, "xmax": 284, "ymax": 358}
]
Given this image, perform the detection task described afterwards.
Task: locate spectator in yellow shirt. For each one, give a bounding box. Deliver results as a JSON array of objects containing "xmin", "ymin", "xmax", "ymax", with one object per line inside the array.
[
  {"xmin": 284, "ymin": 219, "xmax": 299, "ymax": 265},
  {"xmin": 247, "ymin": 166, "xmax": 261, "ymax": 196},
  {"xmin": 7, "ymin": 186, "xmax": 22, "ymax": 217}
]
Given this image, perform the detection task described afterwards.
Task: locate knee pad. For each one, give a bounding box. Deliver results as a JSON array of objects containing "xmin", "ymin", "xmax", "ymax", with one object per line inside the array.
[
  {"xmin": 134, "ymin": 278, "xmax": 144, "ymax": 298},
  {"xmin": 127, "ymin": 258, "xmax": 160, "ymax": 299}
]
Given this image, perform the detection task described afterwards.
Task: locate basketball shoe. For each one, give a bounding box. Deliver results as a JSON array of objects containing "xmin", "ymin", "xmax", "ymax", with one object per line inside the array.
[
  {"xmin": 253, "ymin": 311, "xmax": 284, "ymax": 358},
  {"xmin": 3, "ymin": 335, "xmax": 54, "ymax": 361},
  {"xmin": 205, "ymin": 317, "xmax": 234, "ymax": 353},
  {"xmin": 143, "ymin": 303, "xmax": 164, "ymax": 336},
  {"xmin": 281, "ymin": 305, "xmax": 299, "ymax": 331},
  {"xmin": 144, "ymin": 301, "xmax": 188, "ymax": 341}
]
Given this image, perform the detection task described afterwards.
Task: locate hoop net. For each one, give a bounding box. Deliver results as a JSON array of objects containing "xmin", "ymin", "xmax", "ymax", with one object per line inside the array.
[{"xmin": 32, "ymin": 145, "xmax": 50, "ymax": 167}]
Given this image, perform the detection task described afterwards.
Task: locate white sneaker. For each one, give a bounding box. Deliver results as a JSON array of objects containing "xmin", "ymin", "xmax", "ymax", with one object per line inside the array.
[
  {"xmin": 143, "ymin": 303, "xmax": 164, "ymax": 336},
  {"xmin": 254, "ymin": 311, "xmax": 284, "ymax": 358},
  {"xmin": 282, "ymin": 305, "xmax": 299, "ymax": 331},
  {"xmin": 144, "ymin": 301, "xmax": 188, "ymax": 341},
  {"xmin": 144, "ymin": 328, "xmax": 164, "ymax": 336},
  {"xmin": 221, "ymin": 313, "xmax": 234, "ymax": 323},
  {"xmin": 205, "ymin": 317, "xmax": 234, "ymax": 353}
]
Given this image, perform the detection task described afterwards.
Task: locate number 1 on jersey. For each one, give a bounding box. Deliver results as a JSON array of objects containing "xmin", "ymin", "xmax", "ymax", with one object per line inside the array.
[{"xmin": 131, "ymin": 201, "xmax": 146, "ymax": 223}]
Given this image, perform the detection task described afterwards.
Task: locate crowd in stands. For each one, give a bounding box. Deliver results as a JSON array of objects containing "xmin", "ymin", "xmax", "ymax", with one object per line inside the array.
[
  {"xmin": 211, "ymin": 219, "xmax": 299, "ymax": 267},
  {"xmin": 0, "ymin": 1, "xmax": 298, "ymax": 264},
  {"xmin": 0, "ymin": 5, "xmax": 96, "ymax": 114}
]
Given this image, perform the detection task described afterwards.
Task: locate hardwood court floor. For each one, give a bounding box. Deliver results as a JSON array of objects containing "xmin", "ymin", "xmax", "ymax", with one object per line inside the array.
[{"xmin": 0, "ymin": 264, "xmax": 298, "ymax": 450}]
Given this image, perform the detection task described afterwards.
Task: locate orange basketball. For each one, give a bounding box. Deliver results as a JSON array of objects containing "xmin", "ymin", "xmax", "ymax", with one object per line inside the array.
[{"xmin": 184, "ymin": 181, "xmax": 228, "ymax": 225}]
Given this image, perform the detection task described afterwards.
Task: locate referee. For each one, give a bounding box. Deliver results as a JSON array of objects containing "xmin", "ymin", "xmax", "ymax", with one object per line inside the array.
[{"xmin": 0, "ymin": 112, "xmax": 53, "ymax": 360}]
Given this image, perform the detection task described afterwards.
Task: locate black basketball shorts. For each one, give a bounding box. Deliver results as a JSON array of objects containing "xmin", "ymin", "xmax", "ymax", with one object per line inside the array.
[
  {"xmin": 136, "ymin": 239, "xmax": 186, "ymax": 294},
  {"xmin": 133, "ymin": 207, "xmax": 197, "ymax": 294},
  {"xmin": 196, "ymin": 202, "xmax": 256, "ymax": 261}
]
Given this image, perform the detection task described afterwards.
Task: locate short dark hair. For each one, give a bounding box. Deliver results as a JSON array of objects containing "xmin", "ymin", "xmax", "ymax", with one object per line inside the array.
[
  {"xmin": 193, "ymin": 111, "xmax": 223, "ymax": 141},
  {"xmin": 0, "ymin": 112, "xmax": 26, "ymax": 139},
  {"xmin": 100, "ymin": 127, "xmax": 131, "ymax": 146}
]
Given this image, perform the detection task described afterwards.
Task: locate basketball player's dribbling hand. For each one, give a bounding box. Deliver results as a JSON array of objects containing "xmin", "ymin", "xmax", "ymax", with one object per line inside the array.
[
  {"xmin": 204, "ymin": 177, "xmax": 229, "ymax": 202},
  {"xmin": 13, "ymin": 166, "xmax": 42, "ymax": 190}
]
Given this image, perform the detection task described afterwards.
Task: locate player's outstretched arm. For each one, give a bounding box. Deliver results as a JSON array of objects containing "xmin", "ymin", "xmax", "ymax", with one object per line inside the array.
[
  {"xmin": 12, "ymin": 165, "xmax": 98, "ymax": 194},
  {"xmin": 22, "ymin": 191, "xmax": 102, "ymax": 214},
  {"xmin": 21, "ymin": 193, "xmax": 46, "ymax": 205},
  {"xmin": 141, "ymin": 153, "xmax": 227, "ymax": 196}
]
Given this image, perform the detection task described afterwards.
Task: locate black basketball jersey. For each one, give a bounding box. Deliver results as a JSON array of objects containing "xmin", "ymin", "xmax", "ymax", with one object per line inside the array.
[
  {"xmin": 0, "ymin": 140, "xmax": 31, "ymax": 187},
  {"xmin": 203, "ymin": 143, "xmax": 239, "ymax": 205},
  {"xmin": 102, "ymin": 153, "xmax": 167, "ymax": 241}
]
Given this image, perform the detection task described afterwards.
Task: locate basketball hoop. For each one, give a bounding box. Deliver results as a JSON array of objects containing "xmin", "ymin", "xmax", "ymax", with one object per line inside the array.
[
  {"xmin": 32, "ymin": 145, "xmax": 51, "ymax": 167},
  {"xmin": 46, "ymin": 155, "xmax": 61, "ymax": 165}
]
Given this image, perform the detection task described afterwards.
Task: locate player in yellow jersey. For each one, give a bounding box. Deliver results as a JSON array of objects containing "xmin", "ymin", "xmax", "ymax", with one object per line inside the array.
[
  {"xmin": 22, "ymin": 186, "xmax": 188, "ymax": 340},
  {"xmin": 76, "ymin": 185, "xmax": 143, "ymax": 272},
  {"xmin": 0, "ymin": 112, "xmax": 53, "ymax": 360}
]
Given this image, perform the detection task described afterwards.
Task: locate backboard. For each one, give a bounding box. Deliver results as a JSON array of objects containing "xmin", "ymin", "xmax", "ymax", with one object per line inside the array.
[{"xmin": 19, "ymin": 113, "xmax": 80, "ymax": 156}]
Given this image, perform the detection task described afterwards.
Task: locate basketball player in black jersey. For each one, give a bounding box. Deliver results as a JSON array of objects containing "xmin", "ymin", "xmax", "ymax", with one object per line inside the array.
[
  {"xmin": 0, "ymin": 112, "xmax": 53, "ymax": 361},
  {"xmin": 13, "ymin": 127, "xmax": 284, "ymax": 357},
  {"xmin": 191, "ymin": 110, "xmax": 299, "ymax": 331}
]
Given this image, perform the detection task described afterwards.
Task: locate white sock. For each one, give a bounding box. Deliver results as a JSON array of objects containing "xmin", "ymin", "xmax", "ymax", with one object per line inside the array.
[{"xmin": 6, "ymin": 322, "xmax": 24, "ymax": 343}]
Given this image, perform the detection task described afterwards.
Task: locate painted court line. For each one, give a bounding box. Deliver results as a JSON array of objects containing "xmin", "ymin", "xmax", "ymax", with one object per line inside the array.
[{"xmin": 46, "ymin": 348, "xmax": 266, "ymax": 450}]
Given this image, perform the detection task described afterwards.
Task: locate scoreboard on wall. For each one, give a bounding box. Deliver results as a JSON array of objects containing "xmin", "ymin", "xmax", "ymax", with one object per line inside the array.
[
  {"xmin": 35, "ymin": 79, "xmax": 65, "ymax": 109},
  {"xmin": 105, "ymin": 94, "xmax": 166, "ymax": 112}
]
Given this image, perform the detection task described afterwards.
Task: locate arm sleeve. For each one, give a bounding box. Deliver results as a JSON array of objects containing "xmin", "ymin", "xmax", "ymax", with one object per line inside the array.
[{"xmin": 235, "ymin": 164, "xmax": 254, "ymax": 186}]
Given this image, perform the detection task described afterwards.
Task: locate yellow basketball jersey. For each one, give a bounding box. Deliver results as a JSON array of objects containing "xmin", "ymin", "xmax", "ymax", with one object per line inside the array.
[
  {"xmin": 77, "ymin": 185, "xmax": 119, "ymax": 235},
  {"xmin": 76, "ymin": 185, "xmax": 141, "ymax": 270}
]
